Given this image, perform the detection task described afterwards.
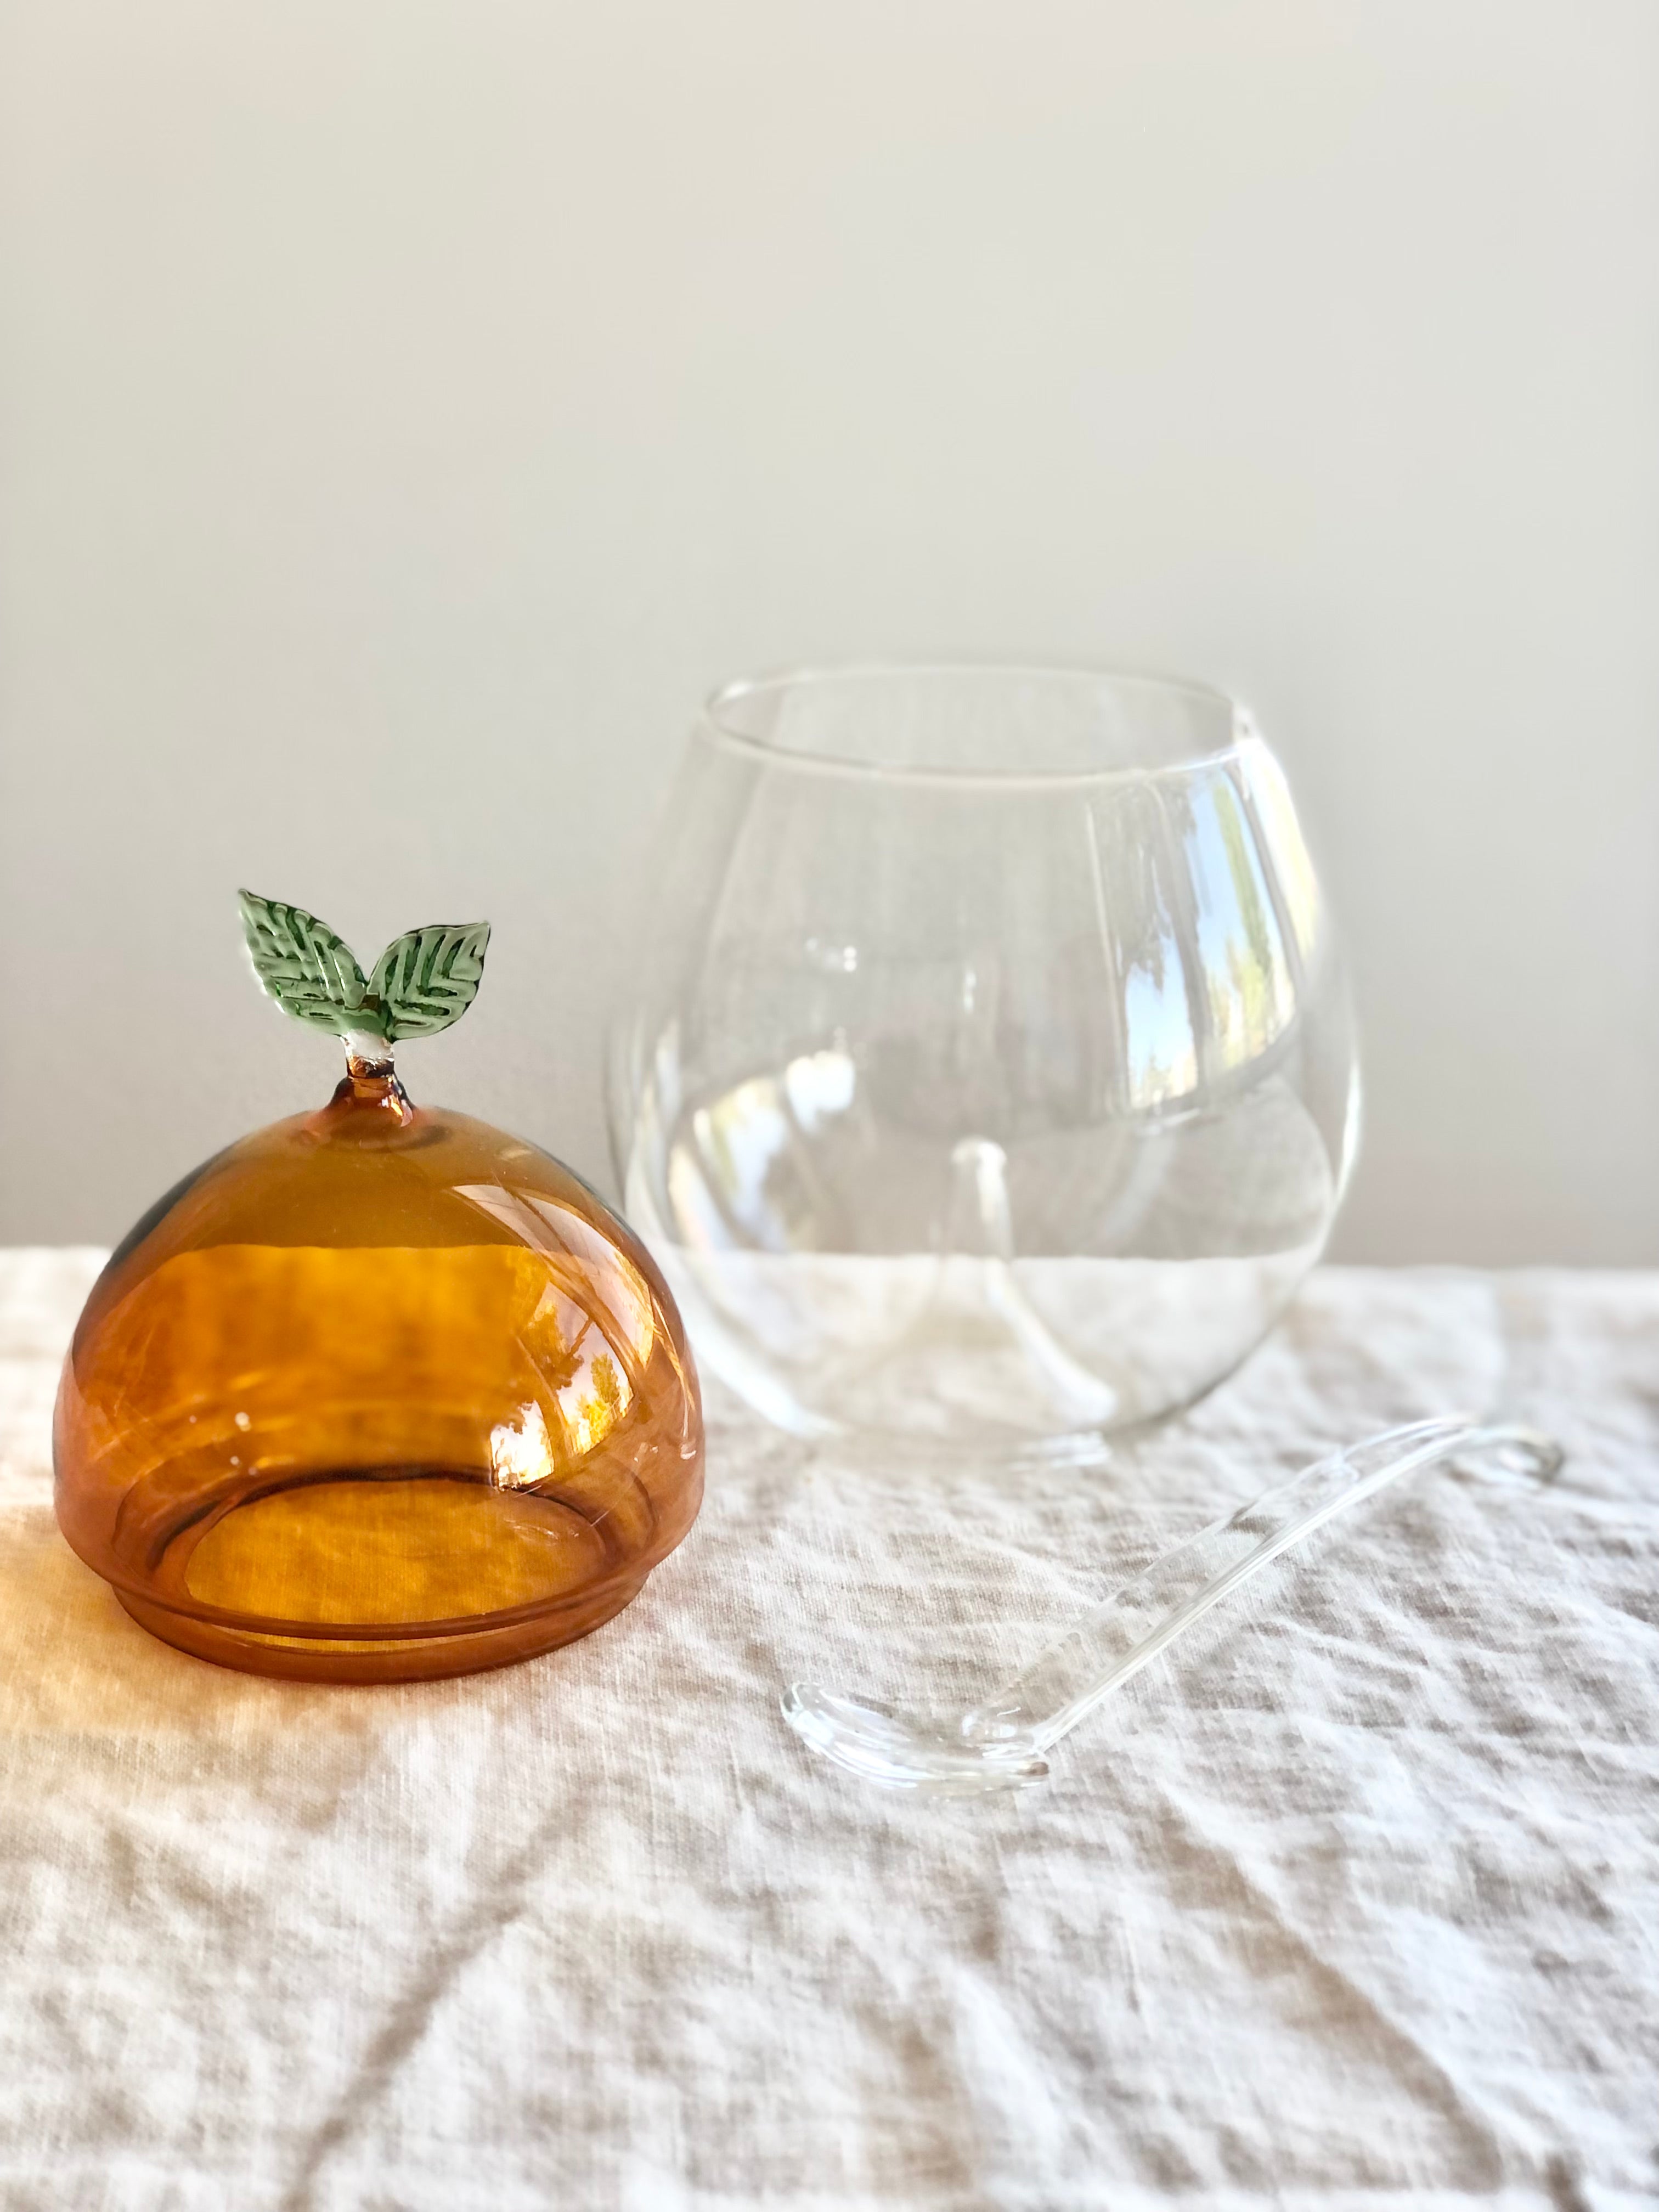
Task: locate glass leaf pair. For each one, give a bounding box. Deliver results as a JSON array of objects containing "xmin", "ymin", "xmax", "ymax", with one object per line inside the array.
[{"xmin": 238, "ymin": 890, "xmax": 490, "ymax": 1046}]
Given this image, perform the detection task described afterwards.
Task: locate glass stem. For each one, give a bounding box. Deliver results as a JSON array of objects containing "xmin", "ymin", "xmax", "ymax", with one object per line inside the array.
[{"xmin": 343, "ymin": 1028, "xmax": 396, "ymax": 1080}]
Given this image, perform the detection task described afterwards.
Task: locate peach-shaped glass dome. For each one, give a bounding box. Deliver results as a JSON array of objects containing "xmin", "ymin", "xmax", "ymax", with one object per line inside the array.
[{"xmin": 54, "ymin": 1063, "xmax": 703, "ymax": 1683}]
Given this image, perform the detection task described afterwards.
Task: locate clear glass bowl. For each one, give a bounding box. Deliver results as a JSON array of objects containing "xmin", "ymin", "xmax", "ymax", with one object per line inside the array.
[{"xmin": 607, "ymin": 665, "xmax": 1359, "ymax": 1452}]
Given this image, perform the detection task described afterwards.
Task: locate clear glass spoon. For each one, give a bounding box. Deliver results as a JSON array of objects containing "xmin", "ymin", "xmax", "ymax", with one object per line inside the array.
[{"xmin": 781, "ymin": 1416, "xmax": 1564, "ymax": 1796}]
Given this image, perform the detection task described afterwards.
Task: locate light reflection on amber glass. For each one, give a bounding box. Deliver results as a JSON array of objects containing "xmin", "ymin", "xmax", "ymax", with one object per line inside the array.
[
  {"xmin": 488, "ymin": 1400, "xmax": 558, "ymax": 1489},
  {"xmin": 458, "ymin": 1191, "xmax": 646, "ymax": 1460},
  {"xmin": 558, "ymin": 1343, "xmax": 629, "ymax": 1456},
  {"xmin": 458, "ymin": 1186, "xmax": 659, "ymax": 1368}
]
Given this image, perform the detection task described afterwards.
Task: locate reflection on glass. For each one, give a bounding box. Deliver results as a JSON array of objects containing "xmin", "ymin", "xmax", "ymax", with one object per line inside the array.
[
  {"xmin": 457, "ymin": 1187, "xmax": 662, "ymax": 1373},
  {"xmin": 1122, "ymin": 952, "xmax": 1197, "ymax": 1111},
  {"xmin": 1086, "ymin": 782, "xmax": 1199, "ymax": 1115},
  {"xmin": 1178, "ymin": 773, "xmax": 1294, "ymax": 1076},
  {"xmin": 1236, "ymin": 734, "xmax": 1322, "ymax": 968},
  {"xmin": 785, "ymin": 1048, "xmax": 858, "ymax": 1130},
  {"xmin": 691, "ymin": 1080, "xmax": 799, "ymax": 1249},
  {"xmin": 489, "ymin": 1401, "xmax": 558, "ymax": 1489}
]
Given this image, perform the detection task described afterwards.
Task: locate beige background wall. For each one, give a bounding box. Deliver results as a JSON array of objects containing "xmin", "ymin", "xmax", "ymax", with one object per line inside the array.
[{"xmin": 2, "ymin": 0, "xmax": 1655, "ymax": 1259}]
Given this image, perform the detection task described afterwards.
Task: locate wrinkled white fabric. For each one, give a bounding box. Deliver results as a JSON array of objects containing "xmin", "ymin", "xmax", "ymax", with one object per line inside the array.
[{"xmin": 0, "ymin": 1251, "xmax": 1654, "ymax": 2211}]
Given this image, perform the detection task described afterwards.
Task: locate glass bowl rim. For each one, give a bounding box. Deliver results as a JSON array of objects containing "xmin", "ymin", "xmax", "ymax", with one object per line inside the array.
[{"xmin": 699, "ymin": 661, "xmax": 1255, "ymax": 789}]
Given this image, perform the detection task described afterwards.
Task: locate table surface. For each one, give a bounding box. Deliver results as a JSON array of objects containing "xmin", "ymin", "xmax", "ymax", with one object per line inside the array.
[{"xmin": 1, "ymin": 1251, "xmax": 1655, "ymax": 2211}]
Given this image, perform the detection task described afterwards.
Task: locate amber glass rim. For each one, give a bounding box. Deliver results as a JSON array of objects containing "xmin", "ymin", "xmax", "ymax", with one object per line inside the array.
[
  {"xmin": 87, "ymin": 1555, "xmax": 655, "ymax": 1642},
  {"xmin": 700, "ymin": 661, "xmax": 1252, "ymax": 789}
]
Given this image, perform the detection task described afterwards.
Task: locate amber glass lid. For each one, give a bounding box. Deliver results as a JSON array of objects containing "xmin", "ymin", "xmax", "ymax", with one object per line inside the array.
[{"xmin": 52, "ymin": 895, "xmax": 703, "ymax": 1684}]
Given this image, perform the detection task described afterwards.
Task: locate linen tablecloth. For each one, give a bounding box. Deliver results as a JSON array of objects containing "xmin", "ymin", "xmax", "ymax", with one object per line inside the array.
[{"xmin": 1, "ymin": 1250, "xmax": 1655, "ymax": 2210}]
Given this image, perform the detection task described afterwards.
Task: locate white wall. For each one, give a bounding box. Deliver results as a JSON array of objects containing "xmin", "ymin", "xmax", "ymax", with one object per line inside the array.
[{"xmin": 2, "ymin": 0, "xmax": 1655, "ymax": 1260}]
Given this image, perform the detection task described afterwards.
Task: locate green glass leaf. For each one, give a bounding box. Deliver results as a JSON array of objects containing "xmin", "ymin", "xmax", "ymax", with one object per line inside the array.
[
  {"xmin": 239, "ymin": 893, "xmax": 491, "ymax": 1047},
  {"xmin": 239, "ymin": 890, "xmax": 375, "ymax": 1035},
  {"xmin": 367, "ymin": 921, "xmax": 491, "ymax": 1043}
]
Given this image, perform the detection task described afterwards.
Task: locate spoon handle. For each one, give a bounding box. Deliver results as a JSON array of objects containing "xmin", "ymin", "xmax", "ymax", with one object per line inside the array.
[
  {"xmin": 783, "ymin": 1417, "xmax": 1562, "ymax": 1793},
  {"xmin": 965, "ymin": 1417, "xmax": 1561, "ymax": 1757}
]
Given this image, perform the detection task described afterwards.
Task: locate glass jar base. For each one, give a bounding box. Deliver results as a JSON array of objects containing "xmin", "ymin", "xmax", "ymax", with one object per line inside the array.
[{"xmin": 110, "ymin": 1573, "xmax": 651, "ymax": 1684}]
